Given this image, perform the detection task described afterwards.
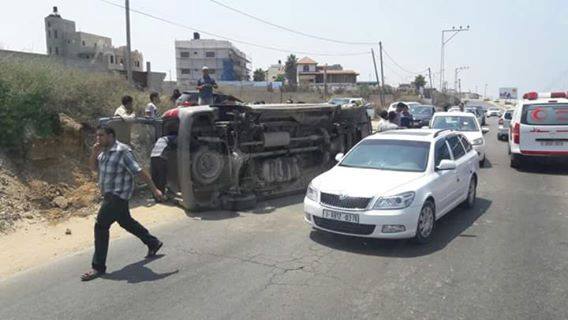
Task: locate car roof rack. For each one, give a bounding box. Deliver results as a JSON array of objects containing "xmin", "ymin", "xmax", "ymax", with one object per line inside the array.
[{"xmin": 433, "ymin": 129, "xmax": 451, "ymax": 138}]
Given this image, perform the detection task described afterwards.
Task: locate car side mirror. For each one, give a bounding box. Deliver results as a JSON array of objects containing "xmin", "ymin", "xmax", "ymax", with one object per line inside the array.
[
  {"xmin": 335, "ymin": 153, "xmax": 344, "ymax": 162},
  {"xmin": 482, "ymin": 127, "xmax": 490, "ymax": 134},
  {"xmin": 436, "ymin": 159, "xmax": 457, "ymax": 171}
]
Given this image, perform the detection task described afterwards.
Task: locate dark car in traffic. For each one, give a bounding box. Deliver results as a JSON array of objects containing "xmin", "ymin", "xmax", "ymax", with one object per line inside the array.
[{"xmin": 409, "ymin": 105, "xmax": 436, "ymax": 127}]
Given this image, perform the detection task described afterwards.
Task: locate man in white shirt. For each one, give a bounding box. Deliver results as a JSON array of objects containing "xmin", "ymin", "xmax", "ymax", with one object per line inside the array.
[
  {"xmin": 114, "ymin": 95, "xmax": 136, "ymax": 121},
  {"xmin": 377, "ymin": 110, "xmax": 399, "ymax": 132},
  {"xmin": 145, "ymin": 92, "xmax": 160, "ymax": 118}
]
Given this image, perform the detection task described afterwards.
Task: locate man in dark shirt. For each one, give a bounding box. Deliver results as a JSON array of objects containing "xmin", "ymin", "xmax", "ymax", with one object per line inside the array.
[{"xmin": 197, "ymin": 66, "xmax": 218, "ymax": 105}]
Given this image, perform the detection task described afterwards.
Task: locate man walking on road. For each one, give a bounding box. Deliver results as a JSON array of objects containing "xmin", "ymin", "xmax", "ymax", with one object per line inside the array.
[
  {"xmin": 81, "ymin": 126, "xmax": 164, "ymax": 281},
  {"xmin": 197, "ymin": 66, "xmax": 217, "ymax": 105}
]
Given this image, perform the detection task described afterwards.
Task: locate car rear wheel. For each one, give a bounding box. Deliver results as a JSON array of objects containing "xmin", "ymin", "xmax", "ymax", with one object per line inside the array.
[
  {"xmin": 413, "ymin": 201, "xmax": 435, "ymax": 244},
  {"xmin": 479, "ymin": 156, "xmax": 486, "ymax": 167}
]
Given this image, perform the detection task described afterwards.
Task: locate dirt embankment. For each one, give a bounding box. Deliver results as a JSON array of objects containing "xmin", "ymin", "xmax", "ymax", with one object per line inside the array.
[{"xmin": 0, "ymin": 114, "xmax": 99, "ymax": 232}]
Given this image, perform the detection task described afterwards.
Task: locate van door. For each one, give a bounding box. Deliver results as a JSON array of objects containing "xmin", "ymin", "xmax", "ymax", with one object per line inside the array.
[{"xmin": 519, "ymin": 103, "xmax": 568, "ymax": 155}]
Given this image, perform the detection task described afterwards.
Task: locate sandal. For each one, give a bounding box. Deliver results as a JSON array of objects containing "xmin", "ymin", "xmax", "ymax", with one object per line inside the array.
[{"xmin": 81, "ymin": 269, "xmax": 104, "ymax": 281}]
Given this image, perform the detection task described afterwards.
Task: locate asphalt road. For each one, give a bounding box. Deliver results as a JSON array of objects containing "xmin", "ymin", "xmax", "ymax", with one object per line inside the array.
[{"xmin": 1, "ymin": 113, "xmax": 567, "ymax": 320}]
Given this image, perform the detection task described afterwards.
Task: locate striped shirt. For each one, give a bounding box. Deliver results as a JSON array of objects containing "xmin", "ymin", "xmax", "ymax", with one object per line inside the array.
[
  {"xmin": 97, "ymin": 141, "xmax": 142, "ymax": 200},
  {"xmin": 150, "ymin": 135, "xmax": 177, "ymax": 160}
]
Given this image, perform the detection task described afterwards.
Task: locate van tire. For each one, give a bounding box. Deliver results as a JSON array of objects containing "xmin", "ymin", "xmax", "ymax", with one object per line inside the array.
[{"xmin": 510, "ymin": 154, "xmax": 523, "ymax": 168}]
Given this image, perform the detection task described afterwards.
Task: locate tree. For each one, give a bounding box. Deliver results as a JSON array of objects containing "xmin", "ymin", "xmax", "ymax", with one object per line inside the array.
[
  {"xmin": 253, "ymin": 68, "xmax": 266, "ymax": 82},
  {"xmin": 413, "ymin": 75, "xmax": 427, "ymax": 91},
  {"xmin": 284, "ymin": 54, "xmax": 298, "ymax": 88}
]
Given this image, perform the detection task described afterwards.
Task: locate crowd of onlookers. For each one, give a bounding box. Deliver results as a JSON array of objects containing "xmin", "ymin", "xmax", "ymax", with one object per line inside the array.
[{"xmin": 375, "ymin": 102, "xmax": 414, "ymax": 132}]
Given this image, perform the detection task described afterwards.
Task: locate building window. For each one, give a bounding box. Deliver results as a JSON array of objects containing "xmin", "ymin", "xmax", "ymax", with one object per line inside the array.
[
  {"xmin": 82, "ymin": 40, "xmax": 86, "ymax": 46},
  {"xmin": 67, "ymin": 40, "xmax": 70, "ymax": 44},
  {"xmin": 55, "ymin": 47, "xmax": 59, "ymax": 55},
  {"xmin": 94, "ymin": 43, "xmax": 97, "ymax": 48},
  {"xmin": 135, "ymin": 61, "xmax": 140, "ymax": 67},
  {"xmin": 180, "ymin": 51, "xmax": 190, "ymax": 58},
  {"xmin": 194, "ymin": 51, "xmax": 198, "ymax": 55},
  {"xmin": 49, "ymin": 47, "xmax": 52, "ymax": 54},
  {"xmin": 303, "ymin": 65, "xmax": 309, "ymax": 72},
  {"xmin": 48, "ymin": 30, "xmax": 51, "ymax": 38},
  {"xmin": 205, "ymin": 51, "xmax": 215, "ymax": 58},
  {"xmin": 209, "ymin": 69, "xmax": 216, "ymax": 74},
  {"xmin": 110, "ymin": 56, "xmax": 114, "ymax": 64},
  {"xmin": 54, "ymin": 30, "xmax": 58, "ymax": 39},
  {"xmin": 181, "ymin": 68, "xmax": 191, "ymax": 74},
  {"xmin": 120, "ymin": 58, "xmax": 124, "ymax": 64},
  {"xmin": 47, "ymin": 22, "xmax": 51, "ymax": 27}
]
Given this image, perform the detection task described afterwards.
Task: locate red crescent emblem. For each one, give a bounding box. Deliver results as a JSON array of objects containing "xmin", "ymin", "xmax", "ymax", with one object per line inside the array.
[{"xmin": 531, "ymin": 107, "xmax": 546, "ymax": 121}]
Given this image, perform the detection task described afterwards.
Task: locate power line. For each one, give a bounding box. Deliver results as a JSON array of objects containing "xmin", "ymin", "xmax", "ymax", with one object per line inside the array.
[
  {"xmin": 382, "ymin": 47, "xmax": 428, "ymax": 75},
  {"xmin": 206, "ymin": 0, "xmax": 377, "ymax": 46},
  {"xmin": 100, "ymin": 0, "xmax": 370, "ymax": 57}
]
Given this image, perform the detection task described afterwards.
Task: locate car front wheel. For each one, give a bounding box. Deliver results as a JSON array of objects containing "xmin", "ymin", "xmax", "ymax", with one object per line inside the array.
[
  {"xmin": 463, "ymin": 176, "xmax": 477, "ymax": 209},
  {"xmin": 413, "ymin": 201, "xmax": 435, "ymax": 244}
]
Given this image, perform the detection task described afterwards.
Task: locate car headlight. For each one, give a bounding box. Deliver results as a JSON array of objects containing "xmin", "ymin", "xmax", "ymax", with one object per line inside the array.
[
  {"xmin": 372, "ymin": 192, "xmax": 415, "ymax": 210},
  {"xmin": 306, "ymin": 184, "xmax": 319, "ymax": 202},
  {"xmin": 472, "ymin": 138, "xmax": 484, "ymax": 145}
]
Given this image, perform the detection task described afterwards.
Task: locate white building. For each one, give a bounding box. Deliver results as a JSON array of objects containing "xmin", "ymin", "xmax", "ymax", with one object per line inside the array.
[{"xmin": 175, "ymin": 34, "xmax": 250, "ymax": 88}]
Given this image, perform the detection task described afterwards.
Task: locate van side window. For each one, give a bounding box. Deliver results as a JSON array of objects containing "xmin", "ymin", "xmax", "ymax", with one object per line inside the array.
[
  {"xmin": 435, "ymin": 138, "xmax": 452, "ymax": 166},
  {"xmin": 447, "ymin": 135, "xmax": 466, "ymax": 159}
]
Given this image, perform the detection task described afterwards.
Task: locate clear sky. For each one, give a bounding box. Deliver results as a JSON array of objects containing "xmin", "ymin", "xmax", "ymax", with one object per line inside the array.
[{"xmin": 2, "ymin": 0, "xmax": 568, "ymax": 97}]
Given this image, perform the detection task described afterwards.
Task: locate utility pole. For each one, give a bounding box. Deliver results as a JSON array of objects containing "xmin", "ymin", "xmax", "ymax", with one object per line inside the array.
[
  {"xmin": 371, "ymin": 48, "xmax": 382, "ymax": 106},
  {"xmin": 323, "ymin": 63, "xmax": 328, "ymax": 101},
  {"xmin": 379, "ymin": 42, "xmax": 386, "ymax": 106},
  {"xmin": 124, "ymin": 0, "xmax": 133, "ymax": 85},
  {"xmin": 440, "ymin": 25, "xmax": 470, "ymax": 91},
  {"xmin": 458, "ymin": 78, "xmax": 462, "ymax": 97},
  {"xmin": 428, "ymin": 67, "xmax": 433, "ymax": 88},
  {"xmin": 454, "ymin": 66, "xmax": 469, "ymax": 91}
]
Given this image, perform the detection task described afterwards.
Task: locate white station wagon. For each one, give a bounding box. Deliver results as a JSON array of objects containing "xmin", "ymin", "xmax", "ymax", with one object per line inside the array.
[{"xmin": 304, "ymin": 129, "xmax": 479, "ymax": 243}]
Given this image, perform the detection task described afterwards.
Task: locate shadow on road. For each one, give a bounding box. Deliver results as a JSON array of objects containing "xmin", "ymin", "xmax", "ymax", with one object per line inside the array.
[
  {"xmin": 514, "ymin": 159, "xmax": 568, "ymax": 176},
  {"xmin": 309, "ymin": 198, "xmax": 492, "ymax": 258},
  {"xmin": 102, "ymin": 255, "xmax": 179, "ymax": 284},
  {"xmin": 251, "ymin": 194, "xmax": 304, "ymax": 214},
  {"xmin": 480, "ymin": 157, "xmax": 493, "ymax": 169}
]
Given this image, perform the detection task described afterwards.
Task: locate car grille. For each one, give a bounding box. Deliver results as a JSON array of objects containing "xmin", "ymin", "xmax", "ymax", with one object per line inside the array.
[
  {"xmin": 320, "ymin": 192, "xmax": 372, "ymax": 209},
  {"xmin": 313, "ymin": 216, "xmax": 375, "ymax": 235}
]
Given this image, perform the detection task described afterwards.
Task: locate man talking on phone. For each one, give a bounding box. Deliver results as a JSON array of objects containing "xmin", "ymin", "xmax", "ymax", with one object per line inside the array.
[{"xmin": 81, "ymin": 126, "xmax": 164, "ymax": 281}]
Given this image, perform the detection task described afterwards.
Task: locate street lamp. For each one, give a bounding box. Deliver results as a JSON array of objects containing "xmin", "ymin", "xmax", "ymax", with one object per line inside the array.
[{"xmin": 439, "ymin": 25, "xmax": 470, "ymax": 91}]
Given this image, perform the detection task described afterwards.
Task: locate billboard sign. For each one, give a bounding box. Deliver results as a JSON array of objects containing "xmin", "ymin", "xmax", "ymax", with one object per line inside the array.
[{"xmin": 499, "ymin": 87, "xmax": 518, "ymax": 99}]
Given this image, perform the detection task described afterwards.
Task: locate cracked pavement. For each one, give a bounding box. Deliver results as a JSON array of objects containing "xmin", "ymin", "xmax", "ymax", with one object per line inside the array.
[{"xmin": 1, "ymin": 116, "xmax": 568, "ymax": 319}]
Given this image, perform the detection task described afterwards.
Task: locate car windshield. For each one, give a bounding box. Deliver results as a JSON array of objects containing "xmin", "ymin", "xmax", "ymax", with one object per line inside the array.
[
  {"xmin": 432, "ymin": 116, "xmax": 479, "ymax": 132},
  {"xmin": 340, "ymin": 139, "xmax": 430, "ymax": 172},
  {"xmin": 329, "ymin": 98, "xmax": 350, "ymax": 105},
  {"xmin": 410, "ymin": 106, "xmax": 434, "ymax": 115}
]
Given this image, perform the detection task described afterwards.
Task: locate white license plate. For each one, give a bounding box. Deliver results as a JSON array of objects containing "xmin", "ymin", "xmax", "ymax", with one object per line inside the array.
[
  {"xmin": 322, "ymin": 210, "xmax": 360, "ymax": 223},
  {"xmin": 540, "ymin": 141, "xmax": 564, "ymax": 146}
]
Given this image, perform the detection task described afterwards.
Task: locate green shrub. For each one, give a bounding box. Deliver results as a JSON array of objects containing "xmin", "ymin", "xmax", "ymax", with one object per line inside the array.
[{"xmin": 0, "ymin": 58, "xmax": 147, "ymax": 149}]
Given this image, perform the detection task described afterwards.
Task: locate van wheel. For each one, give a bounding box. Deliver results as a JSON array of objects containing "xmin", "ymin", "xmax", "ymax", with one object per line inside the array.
[
  {"xmin": 510, "ymin": 154, "xmax": 522, "ymax": 168},
  {"xmin": 479, "ymin": 156, "xmax": 486, "ymax": 167},
  {"xmin": 412, "ymin": 201, "xmax": 435, "ymax": 244}
]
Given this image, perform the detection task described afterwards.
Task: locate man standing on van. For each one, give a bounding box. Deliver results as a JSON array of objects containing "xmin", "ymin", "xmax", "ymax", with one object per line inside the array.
[
  {"xmin": 81, "ymin": 126, "xmax": 164, "ymax": 281},
  {"xmin": 197, "ymin": 66, "xmax": 217, "ymax": 105}
]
